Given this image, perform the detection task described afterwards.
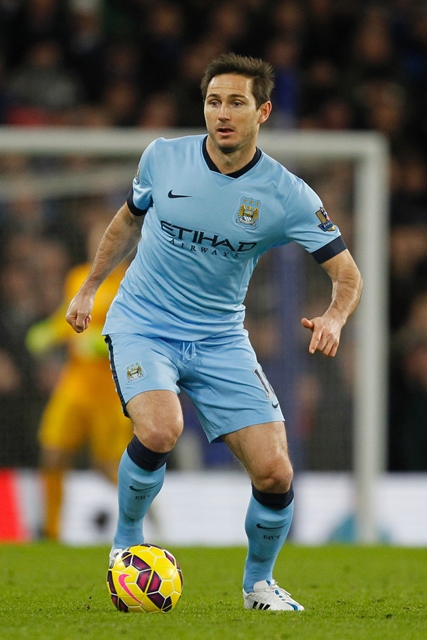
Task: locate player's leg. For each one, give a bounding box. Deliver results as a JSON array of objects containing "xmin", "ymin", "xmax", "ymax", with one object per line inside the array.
[
  {"xmin": 223, "ymin": 422, "xmax": 300, "ymax": 604},
  {"xmin": 113, "ymin": 389, "xmax": 183, "ymax": 551},
  {"xmin": 105, "ymin": 334, "xmax": 183, "ymax": 554},
  {"xmin": 183, "ymin": 333, "xmax": 303, "ymax": 610}
]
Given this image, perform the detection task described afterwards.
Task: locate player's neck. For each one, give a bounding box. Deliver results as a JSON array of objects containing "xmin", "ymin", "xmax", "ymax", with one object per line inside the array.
[{"xmin": 205, "ymin": 136, "xmax": 257, "ymax": 175}]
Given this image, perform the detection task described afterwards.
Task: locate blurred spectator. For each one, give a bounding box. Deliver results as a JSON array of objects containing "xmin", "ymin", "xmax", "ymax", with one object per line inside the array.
[
  {"xmin": 302, "ymin": 0, "xmax": 356, "ymax": 67},
  {"xmin": 101, "ymin": 79, "xmax": 140, "ymax": 127},
  {"xmin": 356, "ymin": 80, "xmax": 408, "ymax": 152},
  {"xmin": 6, "ymin": 40, "xmax": 82, "ymax": 124},
  {"xmin": 0, "ymin": 252, "xmax": 40, "ymax": 334},
  {"xmin": 270, "ymin": 0, "xmax": 305, "ymax": 42},
  {"xmin": 390, "ymin": 151, "xmax": 427, "ymax": 227},
  {"xmin": 1, "ymin": 233, "xmax": 70, "ymax": 328},
  {"xmin": 65, "ymin": 103, "xmax": 113, "ymax": 127},
  {"xmin": 0, "ymin": 231, "xmax": 69, "ymax": 467},
  {"xmin": 300, "ymin": 58, "xmax": 340, "ymax": 121},
  {"xmin": 316, "ymin": 98, "xmax": 355, "ymax": 131},
  {"xmin": 0, "ymin": 53, "xmax": 10, "ymax": 124},
  {"xmin": 349, "ymin": 6, "xmax": 400, "ymax": 85},
  {"xmin": 67, "ymin": 0, "xmax": 106, "ymax": 103},
  {"xmin": 105, "ymin": 39, "xmax": 141, "ymax": 85},
  {"xmin": 202, "ymin": 2, "xmax": 252, "ymax": 57},
  {"xmin": 265, "ymin": 37, "xmax": 301, "ymax": 129},
  {"xmin": 141, "ymin": 1, "xmax": 186, "ymax": 93},
  {"xmin": 3, "ymin": 0, "xmax": 69, "ymax": 69},
  {"xmin": 389, "ymin": 293, "xmax": 427, "ymax": 471},
  {"xmin": 389, "ymin": 149, "xmax": 427, "ymax": 333},
  {"xmin": 389, "ymin": 224, "xmax": 427, "ymax": 333},
  {"xmin": 342, "ymin": 6, "xmax": 409, "ymax": 144},
  {"xmin": 137, "ymin": 91, "xmax": 178, "ymax": 128},
  {"xmin": 0, "ymin": 324, "xmax": 40, "ymax": 467}
]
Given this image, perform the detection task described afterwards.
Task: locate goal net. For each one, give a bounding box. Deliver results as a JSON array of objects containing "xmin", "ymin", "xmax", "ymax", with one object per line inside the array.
[{"xmin": 0, "ymin": 127, "xmax": 390, "ymax": 542}]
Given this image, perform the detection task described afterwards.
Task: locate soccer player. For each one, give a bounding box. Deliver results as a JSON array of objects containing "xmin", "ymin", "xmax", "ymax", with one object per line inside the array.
[{"xmin": 66, "ymin": 53, "xmax": 362, "ymax": 611}]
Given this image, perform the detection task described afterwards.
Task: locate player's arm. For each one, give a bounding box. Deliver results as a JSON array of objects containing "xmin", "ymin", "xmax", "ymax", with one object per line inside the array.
[
  {"xmin": 66, "ymin": 203, "xmax": 144, "ymax": 333},
  {"xmin": 301, "ymin": 248, "xmax": 363, "ymax": 357}
]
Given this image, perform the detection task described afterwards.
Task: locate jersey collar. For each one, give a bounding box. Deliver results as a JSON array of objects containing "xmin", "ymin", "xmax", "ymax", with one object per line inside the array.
[{"xmin": 202, "ymin": 136, "xmax": 261, "ymax": 178}]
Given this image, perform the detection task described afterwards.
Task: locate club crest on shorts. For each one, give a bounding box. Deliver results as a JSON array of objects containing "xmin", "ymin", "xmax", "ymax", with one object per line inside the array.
[
  {"xmin": 234, "ymin": 196, "xmax": 261, "ymax": 229},
  {"xmin": 126, "ymin": 362, "xmax": 144, "ymax": 382},
  {"xmin": 315, "ymin": 207, "xmax": 336, "ymax": 232}
]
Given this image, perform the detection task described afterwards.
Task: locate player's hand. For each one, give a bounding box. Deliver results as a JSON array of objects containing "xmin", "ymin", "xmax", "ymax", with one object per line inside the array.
[
  {"xmin": 65, "ymin": 292, "xmax": 94, "ymax": 333},
  {"xmin": 301, "ymin": 313, "xmax": 343, "ymax": 358}
]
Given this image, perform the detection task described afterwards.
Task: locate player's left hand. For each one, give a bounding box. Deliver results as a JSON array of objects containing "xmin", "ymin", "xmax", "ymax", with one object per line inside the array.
[{"xmin": 301, "ymin": 313, "xmax": 343, "ymax": 357}]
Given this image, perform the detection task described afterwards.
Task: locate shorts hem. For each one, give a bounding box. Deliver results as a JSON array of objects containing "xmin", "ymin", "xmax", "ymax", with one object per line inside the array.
[{"xmin": 208, "ymin": 415, "xmax": 284, "ymax": 443}]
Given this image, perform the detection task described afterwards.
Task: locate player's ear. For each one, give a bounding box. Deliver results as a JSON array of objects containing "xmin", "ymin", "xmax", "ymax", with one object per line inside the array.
[{"xmin": 258, "ymin": 101, "xmax": 272, "ymax": 124}]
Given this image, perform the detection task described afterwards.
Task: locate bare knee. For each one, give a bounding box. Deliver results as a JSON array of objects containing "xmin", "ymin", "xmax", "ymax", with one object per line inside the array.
[
  {"xmin": 133, "ymin": 419, "xmax": 183, "ymax": 452},
  {"xmin": 252, "ymin": 455, "xmax": 294, "ymax": 493}
]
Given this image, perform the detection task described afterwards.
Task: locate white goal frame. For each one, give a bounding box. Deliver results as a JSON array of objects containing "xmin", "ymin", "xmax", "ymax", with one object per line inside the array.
[{"xmin": 0, "ymin": 127, "xmax": 390, "ymax": 543}]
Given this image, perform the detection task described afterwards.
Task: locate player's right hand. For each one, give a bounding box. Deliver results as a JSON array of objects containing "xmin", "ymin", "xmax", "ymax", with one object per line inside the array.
[{"xmin": 65, "ymin": 293, "xmax": 94, "ymax": 333}]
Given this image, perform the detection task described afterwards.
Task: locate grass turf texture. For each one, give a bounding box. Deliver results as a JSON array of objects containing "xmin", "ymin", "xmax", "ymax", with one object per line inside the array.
[{"xmin": 0, "ymin": 544, "xmax": 425, "ymax": 640}]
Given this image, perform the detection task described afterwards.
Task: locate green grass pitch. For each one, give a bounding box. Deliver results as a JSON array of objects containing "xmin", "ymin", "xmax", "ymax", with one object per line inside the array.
[{"xmin": 0, "ymin": 543, "xmax": 425, "ymax": 640}]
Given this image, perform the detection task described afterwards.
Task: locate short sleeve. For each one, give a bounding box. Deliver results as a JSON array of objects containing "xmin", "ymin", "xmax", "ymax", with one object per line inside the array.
[
  {"xmin": 127, "ymin": 140, "xmax": 156, "ymax": 215},
  {"xmin": 284, "ymin": 174, "xmax": 345, "ymax": 261}
]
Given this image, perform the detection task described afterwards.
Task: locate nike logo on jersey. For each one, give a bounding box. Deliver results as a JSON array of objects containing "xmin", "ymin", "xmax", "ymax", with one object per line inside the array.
[
  {"xmin": 272, "ymin": 401, "xmax": 279, "ymax": 409},
  {"xmin": 256, "ymin": 523, "xmax": 285, "ymax": 530},
  {"xmin": 168, "ymin": 190, "xmax": 191, "ymax": 198}
]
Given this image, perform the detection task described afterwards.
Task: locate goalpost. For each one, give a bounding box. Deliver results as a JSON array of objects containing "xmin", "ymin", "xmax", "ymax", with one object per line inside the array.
[{"xmin": 0, "ymin": 127, "xmax": 390, "ymax": 543}]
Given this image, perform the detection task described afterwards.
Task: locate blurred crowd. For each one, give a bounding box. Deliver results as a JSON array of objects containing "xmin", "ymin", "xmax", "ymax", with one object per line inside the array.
[{"xmin": 1, "ymin": 0, "xmax": 427, "ymax": 470}]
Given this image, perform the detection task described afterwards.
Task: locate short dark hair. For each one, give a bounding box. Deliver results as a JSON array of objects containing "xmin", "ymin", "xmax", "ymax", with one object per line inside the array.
[{"xmin": 200, "ymin": 53, "xmax": 275, "ymax": 108}]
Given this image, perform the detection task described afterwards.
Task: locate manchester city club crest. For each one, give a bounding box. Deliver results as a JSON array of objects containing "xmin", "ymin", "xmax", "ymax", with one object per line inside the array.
[
  {"xmin": 126, "ymin": 362, "xmax": 144, "ymax": 382},
  {"xmin": 234, "ymin": 196, "xmax": 261, "ymax": 229}
]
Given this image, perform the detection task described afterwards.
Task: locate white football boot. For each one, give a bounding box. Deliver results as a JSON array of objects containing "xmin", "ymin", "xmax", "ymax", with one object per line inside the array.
[
  {"xmin": 243, "ymin": 579, "xmax": 304, "ymax": 611},
  {"xmin": 109, "ymin": 548, "xmax": 124, "ymax": 568}
]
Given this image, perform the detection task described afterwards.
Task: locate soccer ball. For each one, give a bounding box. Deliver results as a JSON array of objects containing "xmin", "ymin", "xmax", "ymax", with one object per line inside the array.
[{"xmin": 107, "ymin": 544, "xmax": 183, "ymax": 613}]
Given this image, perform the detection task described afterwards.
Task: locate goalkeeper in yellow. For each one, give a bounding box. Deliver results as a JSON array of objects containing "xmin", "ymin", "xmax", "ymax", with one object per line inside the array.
[{"xmin": 27, "ymin": 256, "xmax": 133, "ymax": 540}]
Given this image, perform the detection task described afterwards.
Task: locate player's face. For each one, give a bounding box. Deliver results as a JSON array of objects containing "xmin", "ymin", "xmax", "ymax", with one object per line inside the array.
[{"xmin": 204, "ymin": 74, "xmax": 271, "ymax": 155}]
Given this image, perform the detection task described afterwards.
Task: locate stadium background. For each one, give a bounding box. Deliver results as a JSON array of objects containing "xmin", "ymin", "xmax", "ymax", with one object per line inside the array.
[{"xmin": 1, "ymin": 0, "xmax": 427, "ymax": 543}]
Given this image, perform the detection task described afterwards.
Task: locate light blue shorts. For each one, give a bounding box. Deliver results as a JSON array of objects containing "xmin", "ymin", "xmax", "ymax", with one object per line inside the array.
[{"xmin": 105, "ymin": 331, "xmax": 284, "ymax": 443}]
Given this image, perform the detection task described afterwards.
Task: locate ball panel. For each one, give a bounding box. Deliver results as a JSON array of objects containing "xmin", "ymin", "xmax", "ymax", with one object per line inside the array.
[
  {"xmin": 147, "ymin": 571, "xmax": 162, "ymax": 594},
  {"xmin": 163, "ymin": 550, "xmax": 177, "ymax": 565},
  {"xmin": 120, "ymin": 551, "xmax": 132, "ymax": 567},
  {"xmin": 147, "ymin": 591, "xmax": 166, "ymax": 609},
  {"xmin": 132, "ymin": 555, "xmax": 151, "ymax": 571},
  {"xmin": 136, "ymin": 569, "xmax": 151, "ymax": 591},
  {"xmin": 178, "ymin": 567, "xmax": 184, "ymax": 588},
  {"xmin": 107, "ymin": 570, "xmax": 117, "ymax": 595},
  {"xmin": 162, "ymin": 596, "xmax": 173, "ymax": 612}
]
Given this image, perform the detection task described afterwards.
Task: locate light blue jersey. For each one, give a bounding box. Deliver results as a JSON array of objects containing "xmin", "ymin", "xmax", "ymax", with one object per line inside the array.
[{"xmin": 103, "ymin": 134, "xmax": 345, "ymax": 340}]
